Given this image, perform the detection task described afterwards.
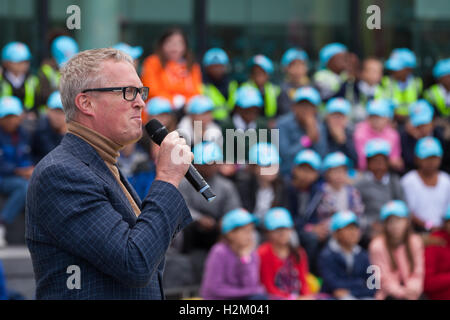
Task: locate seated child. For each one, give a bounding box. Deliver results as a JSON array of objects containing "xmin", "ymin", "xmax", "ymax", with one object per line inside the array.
[{"xmin": 200, "ymin": 208, "xmax": 267, "ymax": 300}]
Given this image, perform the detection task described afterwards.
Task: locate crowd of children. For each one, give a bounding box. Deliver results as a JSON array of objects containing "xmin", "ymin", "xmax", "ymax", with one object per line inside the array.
[{"xmin": 0, "ymin": 28, "xmax": 450, "ymax": 299}]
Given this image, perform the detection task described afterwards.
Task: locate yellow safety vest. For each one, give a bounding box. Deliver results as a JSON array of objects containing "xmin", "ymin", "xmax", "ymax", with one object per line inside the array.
[
  {"xmin": 40, "ymin": 64, "xmax": 61, "ymax": 89},
  {"xmin": 424, "ymin": 84, "xmax": 449, "ymax": 117},
  {"xmin": 201, "ymin": 80, "xmax": 238, "ymax": 120},
  {"xmin": 0, "ymin": 74, "xmax": 39, "ymax": 111},
  {"xmin": 377, "ymin": 76, "xmax": 423, "ymax": 116},
  {"xmin": 242, "ymin": 81, "xmax": 280, "ymax": 118}
]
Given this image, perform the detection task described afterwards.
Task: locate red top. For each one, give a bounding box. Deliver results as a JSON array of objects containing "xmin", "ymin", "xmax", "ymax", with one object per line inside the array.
[
  {"xmin": 424, "ymin": 230, "xmax": 450, "ymax": 300},
  {"xmin": 257, "ymin": 242, "xmax": 310, "ymax": 298}
]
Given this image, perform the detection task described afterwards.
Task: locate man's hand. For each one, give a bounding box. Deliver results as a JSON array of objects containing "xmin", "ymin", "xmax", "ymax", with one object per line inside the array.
[{"xmin": 155, "ymin": 131, "xmax": 193, "ymax": 188}]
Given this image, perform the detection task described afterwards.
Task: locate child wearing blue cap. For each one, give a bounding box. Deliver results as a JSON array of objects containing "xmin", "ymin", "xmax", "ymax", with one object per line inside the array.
[
  {"xmin": 258, "ymin": 207, "xmax": 314, "ymax": 299},
  {"xmin": 323, "ymin": 97, "xmax": 358, "ymax": 165},
  {"xmin": 424, "ymin": 58, "xmax": 450, "ymax": 119},
  {"xmin": 201, "ymin": 48, "xmax": 238, "ymax": 121},
  {"xmin": 424, "ymin": 205, "xmax": 450, "ymax": 300},
  {"xmin": 355, "ymin": 139, "xmax": 405, "ymax": 242},
  {"xmin": 241, "ymin": 54, "xmax": 280, "ymax": 119},
  {"xmin": 0, "ymin": 96, "xmax": 33, "ymax": 246},
  {"xmin": 277, "ymin": 86, "xmax": 328, "ymax": 176},
  {"xmin": 31, "ymin": 91, "xmax": 67, "ymax": 163},
  {"xmin": 354, "ymin": 99, "xmax": 403, "ymax": 171},
  {"xmin": 200, "ymin": 208, "xmax": 267, "ymax": 300},
  {"xmin": 278, "ymin": 48, "xmax": 311, "ymax": 116},
  {"xmin": 316, "ymin": 152, "xmax": 364, "ymax": 234},
  {"xmin": 179, "ymin": 142, "xmax": 242, "ymax": 254},
  {"xmin": 401, "ymin": 137, "xmax": 450, "ymax": 232},
  {"xmin": 369, "ymin": 200, "xmax": 424, "ymax": 300},
  {"xmin": 1, "ymin": 42, "xmax": 40, "ymax": 115},
  {"xmin": 177, "ymin": 95, "xmax": 223, "ymax": 147},
  {"xmin": 144, "ymin": 96, "xmax": 177, "ymax": 132},
  {"xmin": 318, "ymin": 210, "xmax": 375, "ymax": 299}
]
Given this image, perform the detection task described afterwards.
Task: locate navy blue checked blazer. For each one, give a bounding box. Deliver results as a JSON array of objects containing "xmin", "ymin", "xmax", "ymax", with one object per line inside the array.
[{"xmin": 25, "ymin": 133, "xmax": 192, "ymax": 299}]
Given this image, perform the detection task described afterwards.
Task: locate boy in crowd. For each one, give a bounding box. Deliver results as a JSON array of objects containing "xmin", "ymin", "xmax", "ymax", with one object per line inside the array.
[
  {"xmin": 318, "ymin": 211, "xmax": 375, "ymax": 299},
  {"xmin": 425, "ymin": 58, "xmax": 450, "ymax": 119}
]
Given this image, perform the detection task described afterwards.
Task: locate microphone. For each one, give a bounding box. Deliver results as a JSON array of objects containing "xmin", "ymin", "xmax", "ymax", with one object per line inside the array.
[{"xmin": 145, "ymin": 119, "xmax": 216, "ymax": 202}]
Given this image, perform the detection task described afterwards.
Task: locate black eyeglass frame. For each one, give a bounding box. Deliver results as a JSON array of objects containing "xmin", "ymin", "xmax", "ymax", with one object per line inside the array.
[{"xmin": 81, "ymin": 86, "xmax": 149, "ymax": 101}]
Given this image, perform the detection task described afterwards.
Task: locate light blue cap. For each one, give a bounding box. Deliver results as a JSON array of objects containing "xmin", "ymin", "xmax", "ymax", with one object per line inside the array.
[
  {"xmin": 2, "ymin": 42, "xmax": 31, "ymax": 62},
  {"xmin": 319, "ymin": 43, "xmax": 347, "ymax": 68},
  {"xmin": 323, "ymin": 152, "xmax": 348, "ymax": 171},
  {"xmin": 385, "ymin": 48, "xmax": 416, "ymax": 71},
  {"xmin": 367, "ymin": 99, "xmax": 393, "ymax": 118},
  {"xmin": 187, "ymin": 95, "xmax": 214, "ymax": 114},
  {"xmin": 235, "ymin": 86, "xmax": 263, "ymax": 108},
  {"xmin": 221, "ymin": 208, "xmax": 258, "ymax": 234},
  {"xmin": 281, "ymin": 48, "xmax": 308, "ymax": 67},
  {"xmin": 364, "ymin": 139, "xmax": 391, "ymax": 158},
  {"xmin": 433, "ymin": 58, "xmax": 450, "ymax": 79},
  {"xmin": 444, "ymin": 205, "xmax": 450, "ymax": 221},
  {"xmin": 293, "ymin": 86, "xmax": 321, "ymax": 106},
  {"xmin": 0, "ymin": 96, "xmax": 23, "ymax": 117},
  {"xmin": 113, "ymin": 42, "xmax": 143, "ymax": 60},
  {"xmin": 249, "ymin": 54, "xmax": 274, "ymax": 74},
  {"xmin": 203, "ymin": 48, "xmax": 229, "ymax": 66},
  {"xmin": 330, "ymin": 210, "xmax": 359, "ymax": 232},
  {"xmin": 146, "ymin": 97, "xmax": 172, "ymax": 115},
  {"xmin": 380, "ymin": 200, "xmax": 409, "ymax": 221},
  {"xmin": 193, "ymin": 141, "xmax": 223, "ymax": 165},
  {"xmin": 51, "ymin": 36, "xmax": 79, "ymax": 67},
  {"xmin": 409, "ymin": 99, "xmax": 434, "ymax": 127},
  {"xmin": 326, "ymin": 97, "xmax": 351, "ymax": 115},
  {"xmin": 264, "ymin": 207, "xmax": 294, "ymax": 231},
  {"xmin": 47, "ymin": 91, "xmax": 63, "ymax": 110},
  {"xmin": 294, "ymin": 149, "xmax": 321, "ymax": 170},
  {"xmin": 415, "ymin": 137, "xmax": 443, "ymax": 159},
  {"xmin": 249, "ymin": 142, "xmax": 280, "ymax": 166}
]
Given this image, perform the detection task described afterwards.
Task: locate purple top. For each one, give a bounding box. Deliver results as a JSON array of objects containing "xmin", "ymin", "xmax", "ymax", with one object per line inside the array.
[{"xmin": 200, "ymin": 241, "xmax": 266, "ymax": 300}]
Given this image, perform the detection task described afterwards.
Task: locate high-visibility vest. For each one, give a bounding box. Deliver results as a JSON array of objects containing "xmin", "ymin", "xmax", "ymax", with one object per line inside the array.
[
  {"xmin": 377, "ymin": 76, "xmax": 423, "ymax": 116},
  {"xmin": 0, "ymin": 74, "xmax": 40, "ymax": 111},
  {"xmin": 424, "ymin": 84, "xmax": 450, "ymax": 117},
  {"xmin": 202, "ymin": 80, "xmax": 238, "ymax": 120},
  {"xmin": 241, "ymin": 81, "xmax": 280, "ymax": 118},
  {"xmin": 40, "ymin": 64, "xmax": 61, "ymax": 89}
]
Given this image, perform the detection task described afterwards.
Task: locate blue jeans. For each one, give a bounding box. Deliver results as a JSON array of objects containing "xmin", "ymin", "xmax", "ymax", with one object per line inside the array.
[{"xmin": 0, "ymin": 176, "xmax": 28, "ymax": 224}]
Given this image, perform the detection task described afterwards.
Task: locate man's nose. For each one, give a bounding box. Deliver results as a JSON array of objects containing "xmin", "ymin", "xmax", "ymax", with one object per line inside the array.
[{"xmin": 133, "ymin": 94, "xmax": 146, "ymax": 110}]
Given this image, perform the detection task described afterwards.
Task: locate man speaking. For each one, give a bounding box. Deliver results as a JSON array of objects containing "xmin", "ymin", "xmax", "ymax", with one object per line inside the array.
[{"xmin": 25, "ymin": 48, "xmax": 193, "ymax": 299}]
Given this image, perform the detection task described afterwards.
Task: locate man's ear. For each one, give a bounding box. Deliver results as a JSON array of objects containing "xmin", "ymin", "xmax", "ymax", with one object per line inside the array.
[{"xmin": 74, "ymin": 92, "xmax": 96, "ymax": 117}]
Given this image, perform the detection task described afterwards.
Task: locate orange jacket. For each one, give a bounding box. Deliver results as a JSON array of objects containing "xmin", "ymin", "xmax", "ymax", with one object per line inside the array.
[{"xmin": 141, "ymin": 54, "xmax": 202, "ymax": 122}]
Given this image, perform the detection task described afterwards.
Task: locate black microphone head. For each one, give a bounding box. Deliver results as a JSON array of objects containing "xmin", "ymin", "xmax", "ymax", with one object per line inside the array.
[{"xmin": 145, "ymin": 119, "xmax": 168, "ymax": 145}]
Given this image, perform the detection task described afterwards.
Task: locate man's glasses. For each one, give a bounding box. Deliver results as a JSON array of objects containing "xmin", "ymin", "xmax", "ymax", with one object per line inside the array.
[{"xmin": 82, "ymin": 86, "xmax": 149, "ymax": 101}]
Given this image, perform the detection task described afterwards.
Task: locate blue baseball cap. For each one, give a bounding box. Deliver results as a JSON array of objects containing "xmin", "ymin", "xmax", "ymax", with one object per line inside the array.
[
  {"xmin": 294, "ymin": 149, "xmax": 322, "ymax": 170},
  {"xmin": 444, "ymin": 205, "xmax": 450, "ymax": 221},
  {"xmin": 319, "ymin": 43, "xmax": 347, "ymax": 68},
  {"xmin": 249, "ymin": 54, "xmax": 274, "ymax": 74},
  {"xmin": 2, "ymin": 42, "xmax": 31, "ymax": 63},
  {"xmin": 330, "ymin": 211, "xmax": 359, "ymax": 232},
  {"xmin": 281, "ymin": 48, "xmax": 308, "ymax": 68},
  {"xmin": 415, "ymin": 137, "xmax": 443, "ymax": 159},
  {"xmin": 364, "ymin": 139, "xmax": 391, "ymax": 158},
  {"xmin": 385, "ymin": 48, "xmax": 417, "ymax": 71},
  {"xmin": 323, "ymin": 152, "xmax": 348, "ymax": 171},
  {"xmin": 367, "ymin": 99, "xmax": 394, "ymax": 118},
  {"xmin": 264, "ymin": 207, "xmax": 294, "ymax": 231},
  {"xmin": 433, "ymin": 58, "xmax": 450, "ymax": 79},
  {"xmin": 409, "ymin": 100, "xmax": 434, "ymax": 127},
  {"xmin": 203, "ymin": 48, "xmax": 229, "ymax": 66},
  {"xmin": 146, "ymin": 97, "xmax": 173, "ymax": 115},
  {"xmin": 193, "ymin": 141, "xmax": 223, "ymax": 165},
  {"xmin": 187, "ymin": 95, "xmax": 214, "ymax": 114},
  {"xmin": 113, "ymin": 42, "xmax": 143, "ymax": 60},
  {"xmin": 51, "ymin": 36, "xmax": 79, "ymax": 67},
  {"xmin": 248, "ymin": 142, "xmax": 280, "ymax": 166},
  {"xmin": 293, "ymin": 87, "xmax": 321, "ymax": 106},
  {"xmin": 326, "ymin": 97, "xmax": 351, "ymax": 116},
  {"xmin": 221, "ymin": 208, "xmax": 258, "ymax": 234},
  {"xmin": 0, "ymin": 96, "xmax": 23, "ymax": 117},
  {"xmin": 380, "ymin": 200, "xmax": 409, "ymax": 221},
  {"xmin": 47, "ymin": 91, "xmax": 63, "ymax": 110},
  {"xmin": 235, "ymin": 86, "xmax": 263, "ymax": 108}
]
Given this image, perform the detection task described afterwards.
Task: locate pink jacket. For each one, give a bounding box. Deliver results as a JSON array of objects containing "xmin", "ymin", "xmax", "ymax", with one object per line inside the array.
[
  {"xmin": 353, "ymin": 120, "xmax": 402, "ymax": 170},
  {"xmin": 369, "ymin": 234, "xmax": 424, "ymax": 300}
]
